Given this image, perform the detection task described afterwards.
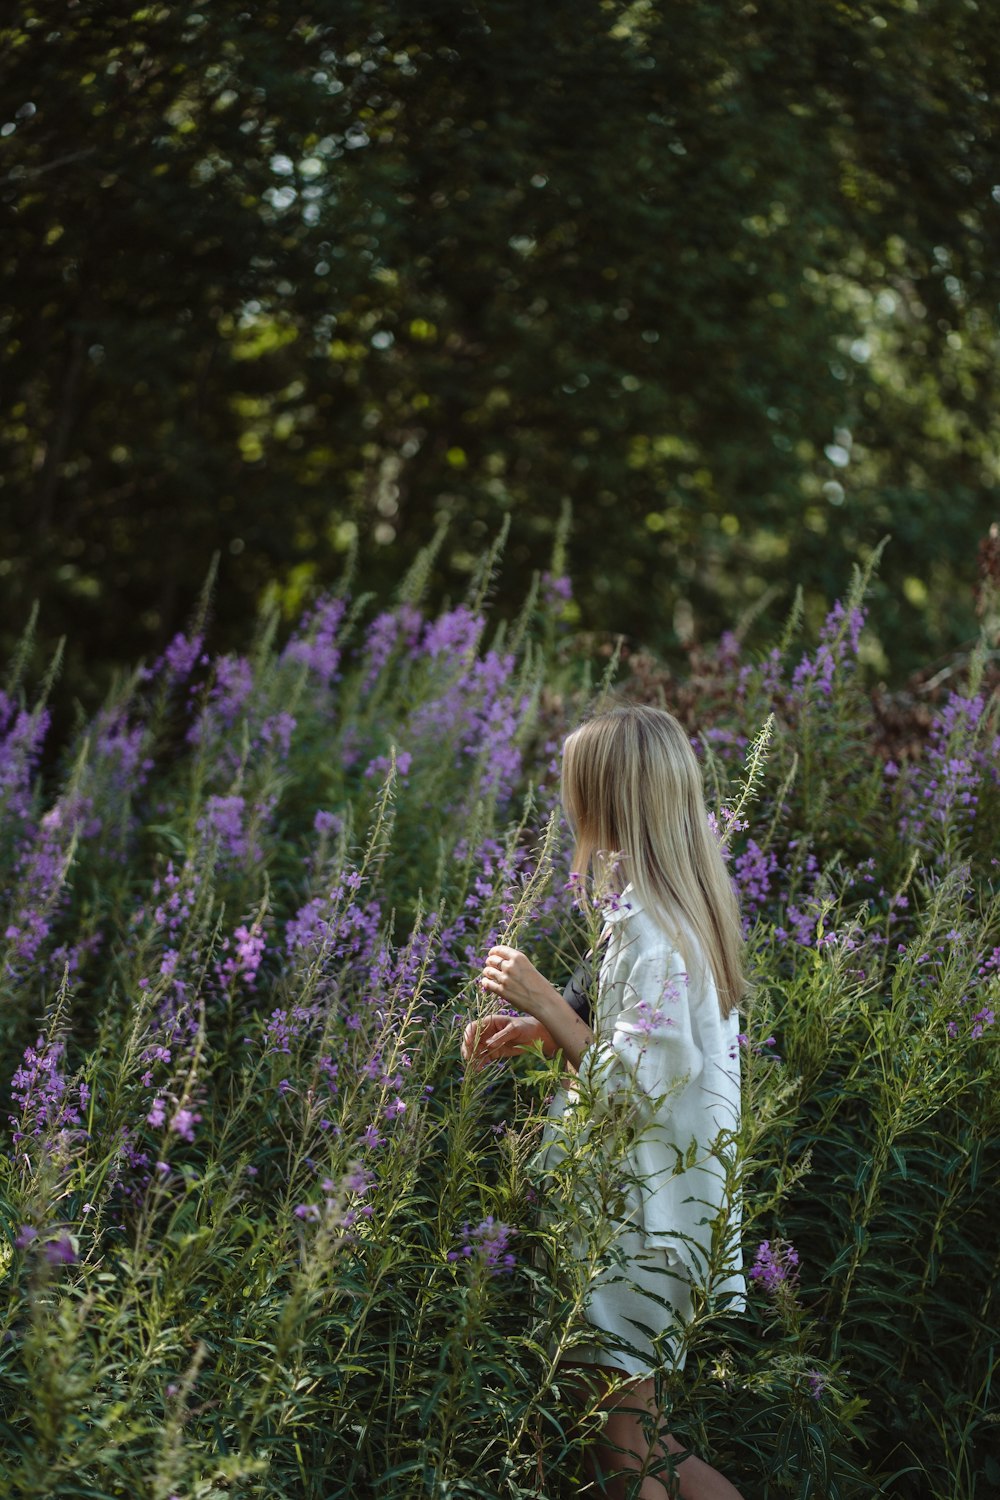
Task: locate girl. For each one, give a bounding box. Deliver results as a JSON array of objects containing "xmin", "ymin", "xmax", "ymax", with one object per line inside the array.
[{"xmin": 463, "ymin": 704, "xmax": 746, "ymax": 1500}]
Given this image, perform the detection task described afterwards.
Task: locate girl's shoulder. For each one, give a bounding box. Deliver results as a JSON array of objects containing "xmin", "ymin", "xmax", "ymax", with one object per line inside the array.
[{"xmin": 602, "ymin": 890, "xmax": 684, "ymax": 967}]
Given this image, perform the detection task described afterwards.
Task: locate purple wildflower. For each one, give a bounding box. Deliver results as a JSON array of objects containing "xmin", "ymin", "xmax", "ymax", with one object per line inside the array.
[
  {"xmin": 901, "ymin": 690, "xmax": 999, "ymax": 849},
  {"xmin": 43, "ymin": 1233, "xmax": 77, "ymax": 1266},
  {"xmin": 217, "ymin": 922, "xmax": 266, "ymax": 989},
  {"xmin": 198, "ymin": 794, "xmax": 249, "ymax": 861},
  {"xmin": 364, "ymin": 749, "xmax": 413, "ymax": 782},
  {"xmin": 259, "ymin": 712, "xmax": 297, "ymax": 758},
  {"xmin": 283, "ymin": 595, "xmax": 347, "ymax": 684},
  {"xmin": 360, "ymin": 604, "xmax": 423, "ymax": 692},
  {"xmin": 749, "ymin": 1238, "xmax": 800, "ymax": 1294},
  {"xmin": 9, "ymin": 1033, "xmax": 89, "ymax": 1151},
  {"xmin": 162, "ymin": 631, "xmax": 204, "ymax": 683},
  {"xmin": 313, "ymin": 810, "xmax": 342, "ymax": 836},
  {"xmin": 540, "ymin": 572, "xmax": 573, "ymax": 608},
  {"xmin": 344, "ymin": 1165, "xmax": 374, "ymax": 1195},
  {"xmin": 421, "ymin": 605, "xmax": 483, "ymax": 661},
  {"xmin": 734, "ymin": 840, "xmax": 779, "ymax": 917},
  {"xmin": 186, "ymin": 655, "xmax": 254, "ymax": 744},
  {"xmin": 470, "ymin": 1212, "xmax": 515, "ymax": 1272},
  {"xmin": 93, "ymin": 709, "xmax": 151, "ymax": 790},
  {"xmin": 171, "ymin": 1108, "xmax": 201, "ymax": 1143},
  {"xmin": 450, "ymin": 1216, "xmax": 516, "ymax": 1274},
  {"xmin": 0, "ymin": 700, "xmax": 50, "ymax": 827}
]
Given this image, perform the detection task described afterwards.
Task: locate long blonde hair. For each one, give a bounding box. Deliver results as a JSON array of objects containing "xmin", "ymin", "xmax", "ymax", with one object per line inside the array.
[{"xmin": 561, "ymin": 703, "xmax": 745, "ymax": 1018}]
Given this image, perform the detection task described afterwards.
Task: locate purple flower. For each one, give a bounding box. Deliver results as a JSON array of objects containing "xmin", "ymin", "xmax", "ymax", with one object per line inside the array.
[
  {"xmin": 282, "ymin": 596, "xmax": 347, "ymax": 684},
  {"xmin": 806, "ymin": 1369, "xmax": 827, "ymax": 1401},
  {"xmin": 198, "ymin": 794, "xmax": 250, "ymax": 861},
  {"xmin": 262, "ymin": 1003, "xmax": 322, "ymax": 1055},
  {"xmin": 259, "ymin": 712, "xmax": 297, "ymax": 758},
  {"xmin": 43, "ymin": 1233, "xmax": 77, "ymax": 1266},
  {"xmin": 902, "ymin": 690, "xmax": 991, "ymax": 847},
  {"xmin": 147, "ymin": 1097, "xmax": 167, "ymax": 1129},
  {"xmin": 186, "ymin": 655, "xmax": 255, "ymax": 749},
  {"xmin": 749, "ymin": 1238, "xmax": 800, "ymax": 1294},
  {"xmin": 14, "ymin": 1225, "xmax": 38, "ymax": 1249},
  {"xmin": 630, "ymin": 997, "xmax": 677, "ymax": 1036},
  {"xmin": 364, "ymin": 749, "xmax": 413, "ymax": 781},
  {"xmin": 171, "ymin": 1108, "xmax": 201, "ymax": 1143},
  {"xmin": 4, "ymin": 790, "xmax": 97, "ymax": 966},
  {"xmin": 94, "ymin": 709, "xmax": 151, "ymax": 791},
  {"xmin": 734, "ymin": 840, "xmax": 779, "ymax": 917},
  {"xmin": 162, "ymin": 631, "xmax": 204, "ymax": 683},
  {"xmin": 421, "ymin": 605, "xmax": 483, "ymax": 661},
  {"xmin": 360, "ymin": 604, "xmax": 423, "ymax": 691},
  {"xmin": 9, "ymin": 1033, "xmax": 88, "ymax": 1151},
  {"xmin": 0, "ymin": 699, "xmax": 50, "ymax": 829},
  {"xmin": 450, "ymin": 1216, "xmax": 517, "ymax": 1275},
  {"xmin": 789, "ymin": 599, "xmax": 866, "ymax": 698},
  {"xmin": 971, "ymin": 1007, "xmax": 995, "ymax": 1040},
  {"xmin": 706, "ymin": 807, "xmax": 747, "ymax": 854},
  {"xmin": 313, "ymin": 809, "xmax": 342, "ymax": 836},
  {"xmin": 209, "ymin": 655, "xmax": 255, "ymax": 723},
  {"xmin": 217, "ymin": 922, "xmax": 266, "ymax": 989},
  {"xmin": 540, "ymin": 572, "xmax": 573, "ymax": 607},
  {"xmin": 344, "ymin": 1165, "xmax": 374, "ymax": 1195}
]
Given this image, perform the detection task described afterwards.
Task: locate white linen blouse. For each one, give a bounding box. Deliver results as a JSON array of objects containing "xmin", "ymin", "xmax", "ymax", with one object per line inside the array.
[{"xmin": 553, "ymin": 886, "xmax": 745, "ymax": 1305}]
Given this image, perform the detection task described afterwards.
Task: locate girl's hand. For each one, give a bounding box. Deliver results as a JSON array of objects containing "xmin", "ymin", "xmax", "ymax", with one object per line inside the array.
[
  {"xmin": 461, "ymin": 1014, "xmax": 557, "ymax": 1071},
  {"xmin": 480, "ymin": 945, "xmax": 561, "ymax": 1021}
]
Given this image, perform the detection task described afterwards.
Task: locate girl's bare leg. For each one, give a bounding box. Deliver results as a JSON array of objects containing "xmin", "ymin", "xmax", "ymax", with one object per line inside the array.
[{"xmin": 567, "ymin": 1367, "xmax": 745, "ymax": 1500}]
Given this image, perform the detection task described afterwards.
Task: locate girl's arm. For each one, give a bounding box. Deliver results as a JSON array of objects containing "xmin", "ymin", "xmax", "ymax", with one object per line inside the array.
[
  {"xmin": 480, "ymin": 946, "xmax": 595, "ymax": 1069},
  {"xmin": 482, "ymin": 936, "xmax": 703, "ymax": 1126},
  {"xmin": 461, "ymin": 1014, "xmax": 558, "ymax": 1069}
]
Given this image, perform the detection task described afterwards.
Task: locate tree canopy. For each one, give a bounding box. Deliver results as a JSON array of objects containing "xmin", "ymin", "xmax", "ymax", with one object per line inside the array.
[{"xmin": 3, "ymin": 0, "xmax": 999, "ymax": 698}]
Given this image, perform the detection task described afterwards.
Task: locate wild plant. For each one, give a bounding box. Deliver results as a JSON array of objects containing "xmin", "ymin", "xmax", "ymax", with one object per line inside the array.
[{"xmin": 0, "ymin": 539, "xmax": 997, "ymax": 1498}]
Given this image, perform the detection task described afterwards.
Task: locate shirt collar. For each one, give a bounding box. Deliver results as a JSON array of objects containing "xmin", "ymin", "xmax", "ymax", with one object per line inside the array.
[{"xmin": 600, "ymin": 883, "xmax": 641, "ymax": 924}]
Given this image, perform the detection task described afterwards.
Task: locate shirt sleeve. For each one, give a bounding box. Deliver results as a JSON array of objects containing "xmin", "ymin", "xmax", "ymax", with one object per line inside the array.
[{"xmin": 574, "ymin": 931, "xmax": 704, "ymax": 1134}]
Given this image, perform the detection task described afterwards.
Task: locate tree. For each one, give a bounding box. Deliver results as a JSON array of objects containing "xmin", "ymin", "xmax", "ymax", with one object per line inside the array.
[{"xmin": 2, "ymin": 0, "xmax": 998, "ymax": 701}]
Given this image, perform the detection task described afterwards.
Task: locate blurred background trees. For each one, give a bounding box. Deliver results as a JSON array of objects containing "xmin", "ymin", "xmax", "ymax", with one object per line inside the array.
[{"xmin": 3, "ymin": 0, "xmax": 999, "ymax": 705}]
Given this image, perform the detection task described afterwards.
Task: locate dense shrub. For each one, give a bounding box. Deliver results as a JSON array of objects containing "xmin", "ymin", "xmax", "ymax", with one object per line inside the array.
[{"xmin": 0, "ymin": 542, "xmax": 997, "ymax": 1498}]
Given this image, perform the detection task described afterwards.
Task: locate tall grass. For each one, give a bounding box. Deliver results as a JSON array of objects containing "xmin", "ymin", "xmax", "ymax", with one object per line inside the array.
[{"xmin": 0, "ymin": 543, "xmax": 997, "ymax": 1498}]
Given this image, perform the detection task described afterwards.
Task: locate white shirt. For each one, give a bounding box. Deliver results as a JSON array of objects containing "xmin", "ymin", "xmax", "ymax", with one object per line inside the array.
[{"xmin": 548, "ymin": 886, "xmax": 745, "ymax": 1305}]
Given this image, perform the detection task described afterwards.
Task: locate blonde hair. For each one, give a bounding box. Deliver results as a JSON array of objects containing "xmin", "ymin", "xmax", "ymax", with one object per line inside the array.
[{"xmin": 561, "ymin": 703, "xmax": 745, "ymax": 1018}]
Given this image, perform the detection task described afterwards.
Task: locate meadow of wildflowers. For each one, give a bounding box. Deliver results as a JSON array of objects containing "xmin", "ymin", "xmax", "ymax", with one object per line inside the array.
[{"xmin": 1, "ymin": 539, "xmax": 998, "ymax": 1499}]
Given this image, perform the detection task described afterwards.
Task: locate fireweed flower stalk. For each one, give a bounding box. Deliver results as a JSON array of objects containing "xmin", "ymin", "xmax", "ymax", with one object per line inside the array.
[
  {"xmin": 448, "ymin": 1216, "xmax": 517, "ymax": 1275},
  {"xmin": 9, "ymin": 1029, "xmax": 90, "ymax": 1167},
  {"xmin": 0, "ymin": 694, "xmax": 51, "ymax": 837},
  {"xmin": 1, "ymin": 778, "xmax": 97, "ymax": 984},
  {"xmin": 372, "ymin": 604, "xmax": 538, "ymax": 818},
  {"xmin": 749, "ymin": 1237, "xmax": 800, "ymax": 1295},
  {"xmin": 901, "ymin": 665, "xmax": 1000, "ymax": 859}
]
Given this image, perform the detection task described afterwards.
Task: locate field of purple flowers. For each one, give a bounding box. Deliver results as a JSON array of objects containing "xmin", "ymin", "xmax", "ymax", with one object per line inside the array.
[{"xmin": 2, "ymin": 541, "xmax": 998, "ymax": 1499}]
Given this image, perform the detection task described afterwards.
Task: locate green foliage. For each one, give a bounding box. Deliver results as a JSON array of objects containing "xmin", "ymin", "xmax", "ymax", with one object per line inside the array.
[
  {"xmin": 0, "ymin": 544, "xmax": 997, "ymax": 1497},
  {"xmin": 2, "ymin": 2, "xmax": 1000, "ymax": 704}
]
